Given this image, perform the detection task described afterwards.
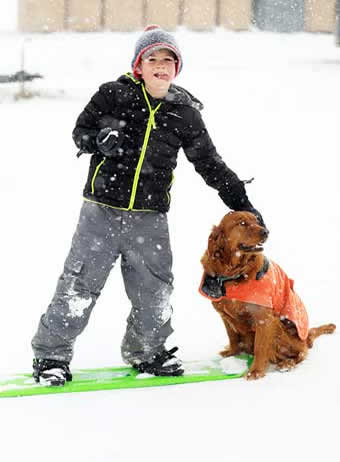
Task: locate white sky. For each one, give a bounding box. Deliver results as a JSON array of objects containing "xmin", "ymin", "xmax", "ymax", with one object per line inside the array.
[{"xmin": 0, "ymin": 0, "xmax": 17, "ymax": 31}]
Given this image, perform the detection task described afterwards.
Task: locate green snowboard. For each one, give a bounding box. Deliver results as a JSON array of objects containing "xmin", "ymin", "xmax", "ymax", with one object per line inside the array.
[{"xmin": 0, "ymin": 355, "xmax": 253, "ymax": 398}]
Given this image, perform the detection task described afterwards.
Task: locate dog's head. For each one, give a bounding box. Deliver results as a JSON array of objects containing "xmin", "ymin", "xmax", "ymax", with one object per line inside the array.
[{"xmin": 201, "ymin": 211, "xmax": 269, "ymax": 279}]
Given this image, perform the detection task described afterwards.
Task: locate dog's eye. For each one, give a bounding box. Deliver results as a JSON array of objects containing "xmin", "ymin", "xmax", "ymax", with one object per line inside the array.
[
  {"xmin": 240, "ymin": 221, "xmax": 247, "ymax": 226},
  {"xmin": 214, "ymin": 251, "xmax": 221, "ymax": 258}
]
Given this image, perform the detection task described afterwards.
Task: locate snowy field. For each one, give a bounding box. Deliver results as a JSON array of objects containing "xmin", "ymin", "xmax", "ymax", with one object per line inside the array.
[{"xmin": 0, "ymin": 26, "xmax": 339, "ymax": 462}]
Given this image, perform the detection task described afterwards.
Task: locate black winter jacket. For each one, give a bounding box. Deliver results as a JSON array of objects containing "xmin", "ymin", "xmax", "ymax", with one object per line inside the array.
[{"xmin": 72, "ymin": 73, "xmax": 254, "ymax": 213}]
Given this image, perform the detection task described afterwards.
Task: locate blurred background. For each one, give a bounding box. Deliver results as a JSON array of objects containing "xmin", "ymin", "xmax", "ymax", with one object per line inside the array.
[{"xmin": 0, "ymin": 0, "xmax": 339, "ymax": 36}]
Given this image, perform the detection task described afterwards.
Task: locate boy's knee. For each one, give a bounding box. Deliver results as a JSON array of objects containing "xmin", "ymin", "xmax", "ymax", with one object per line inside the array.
[{"xmin": 45, "ymin": 292, "xmax": 94, "ymax": 339}]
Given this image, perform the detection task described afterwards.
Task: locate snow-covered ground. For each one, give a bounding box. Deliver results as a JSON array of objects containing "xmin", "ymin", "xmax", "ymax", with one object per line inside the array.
[{"xmin": 0, "ymin": 28, "xmax": 339, "ymax": 462}]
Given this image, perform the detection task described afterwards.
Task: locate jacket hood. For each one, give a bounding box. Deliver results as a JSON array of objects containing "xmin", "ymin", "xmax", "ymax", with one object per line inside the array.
[
  {"xmin": 165, "ymin": 84, "xmax": 204, "ymax": 111},
  {"xmin": 117, "ymin": 73, "xmax": 204, "ymax": 111}
]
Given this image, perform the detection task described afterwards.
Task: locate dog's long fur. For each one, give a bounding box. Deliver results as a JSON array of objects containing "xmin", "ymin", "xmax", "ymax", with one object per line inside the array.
[{"xmin": 201, "ymin": 211, "xmax": 336, "ymax": 380}]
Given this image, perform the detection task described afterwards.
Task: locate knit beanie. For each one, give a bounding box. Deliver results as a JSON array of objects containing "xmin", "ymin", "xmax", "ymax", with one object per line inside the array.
[{"xmin": 131, "ymin": 25, "xmax": 183, "ymax": 79}]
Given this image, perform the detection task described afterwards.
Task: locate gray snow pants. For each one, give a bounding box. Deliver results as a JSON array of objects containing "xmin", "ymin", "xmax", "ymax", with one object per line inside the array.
[{"xmin": 31, "ymin": 201, "xmax": 174, "ymax": 365}]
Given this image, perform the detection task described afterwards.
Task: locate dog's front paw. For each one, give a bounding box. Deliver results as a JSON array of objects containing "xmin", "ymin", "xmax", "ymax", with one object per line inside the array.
[
  {"xmin": 246, "ymin": 367, "xmax": 266, "ymax": 380},
  {"xmin": 219, "ymin": 346, "xmax": 240, "ymax": 358}
]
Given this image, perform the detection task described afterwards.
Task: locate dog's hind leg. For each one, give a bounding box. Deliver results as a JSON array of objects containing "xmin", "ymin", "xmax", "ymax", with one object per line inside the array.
[
  {"xmin": 307, "ymin": 323, "xmax": 336, "ymax": 348},
  {"xmin": 275, "ymin": 349, "xmax": 307, "ymax": 371},
  {"xmin": 273, "ymin": 321, "xmax": 308, "ymax": 366}
]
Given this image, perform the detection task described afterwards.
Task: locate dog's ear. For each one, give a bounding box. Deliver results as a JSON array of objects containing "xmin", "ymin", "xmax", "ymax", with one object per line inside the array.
[{"xmin": 208, "ymin": 225, "xmax": 226, "ymax": 259}]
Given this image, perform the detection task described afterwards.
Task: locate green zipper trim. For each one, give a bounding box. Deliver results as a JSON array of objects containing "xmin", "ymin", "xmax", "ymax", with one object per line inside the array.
[
  {"xmin": 84, "ymin": 198, "xmax": 157, "ymax": 213},
  {"xmin": 91, "ymin": 159, "xmax": 105, "ymax": 194},
  {"xmin": 125, "ymin": 72, "xmax": 141, "ymax": 85},
  {"xmin": 127, "ymin": 84, "xmax": 161, "ymax": 210},
  {"xmin": 90, "ymin": 77, "xmax": 162, "ymax": 210}
]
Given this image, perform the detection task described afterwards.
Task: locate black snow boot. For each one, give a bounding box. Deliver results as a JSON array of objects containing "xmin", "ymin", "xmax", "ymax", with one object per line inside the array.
[
  {"xmin": 133, "ymin": 347, "xmax": 184, "ymax": 376},
  {"xmin": 33, "ymin": 358, "xmax": 72, "ymax": 386}
]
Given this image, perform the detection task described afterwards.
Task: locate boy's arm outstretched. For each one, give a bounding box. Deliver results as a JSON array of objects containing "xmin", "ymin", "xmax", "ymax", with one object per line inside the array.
[{"xmin": 182, "ymin": 107, "xmax": 264, "ymax": 224}]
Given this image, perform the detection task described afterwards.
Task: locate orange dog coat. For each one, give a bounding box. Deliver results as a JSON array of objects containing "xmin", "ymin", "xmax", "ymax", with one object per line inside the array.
[{"xmin": 200, "ymin": 260, "xmax": 309, "ymax": 341}]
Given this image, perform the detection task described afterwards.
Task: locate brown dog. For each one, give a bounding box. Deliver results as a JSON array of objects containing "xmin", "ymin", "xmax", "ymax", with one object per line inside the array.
[{"xmin": 200, "ymin": 211, "xmax": 336, "ymax": 380}]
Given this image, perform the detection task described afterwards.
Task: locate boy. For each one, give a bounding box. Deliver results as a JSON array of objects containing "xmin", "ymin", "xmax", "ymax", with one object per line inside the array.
[{"xmin": 32, "ymin": 26, "xmax": 264, "ymax": 386}]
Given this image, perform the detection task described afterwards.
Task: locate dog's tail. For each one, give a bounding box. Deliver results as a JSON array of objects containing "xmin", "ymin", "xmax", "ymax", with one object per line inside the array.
[{"xmin": 307, "ymin": 323, "xmax": 336, "ymax": 348}]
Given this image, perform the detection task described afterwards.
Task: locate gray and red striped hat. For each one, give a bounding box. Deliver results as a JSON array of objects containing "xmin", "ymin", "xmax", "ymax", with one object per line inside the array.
[{"xmin": 131, "ymin": 25, "xmax": 183, "ymax": 79}]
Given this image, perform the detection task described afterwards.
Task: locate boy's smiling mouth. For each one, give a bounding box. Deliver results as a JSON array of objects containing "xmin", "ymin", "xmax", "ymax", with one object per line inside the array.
[{"xmin": 154, "ymin": 72, "xmax": 169, "ymax": 80}]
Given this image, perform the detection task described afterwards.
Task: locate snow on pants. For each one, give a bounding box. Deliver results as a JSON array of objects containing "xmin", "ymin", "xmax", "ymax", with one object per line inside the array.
[{"xmin": 31, "ymin": 201, "xmax": 174, "ymax": 364}]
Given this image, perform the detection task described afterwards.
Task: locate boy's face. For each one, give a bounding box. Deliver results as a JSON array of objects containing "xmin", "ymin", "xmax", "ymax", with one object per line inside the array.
[{"xmin": 138, "ymin": 49, "xmax": 177, "ymax": 97}]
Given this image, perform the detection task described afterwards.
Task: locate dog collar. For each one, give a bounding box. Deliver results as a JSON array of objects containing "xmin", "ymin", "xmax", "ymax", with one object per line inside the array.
[
  {"xmin": 200, "ymin": 257, "xmax": 270, "ymax": 299},
  {"xmin": 256, "ymin": 257, "xmax": 270, "ymax": 280},
  {"xmin": 218, "ymin": 256, "xmax": 269, "ymax": 283}
]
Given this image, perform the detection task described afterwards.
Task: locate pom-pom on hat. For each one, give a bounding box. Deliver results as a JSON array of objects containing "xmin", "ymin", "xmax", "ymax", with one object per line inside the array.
[{"xmin": 131, "ymin": 25, "xmax": 183, "ymax": 79}]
